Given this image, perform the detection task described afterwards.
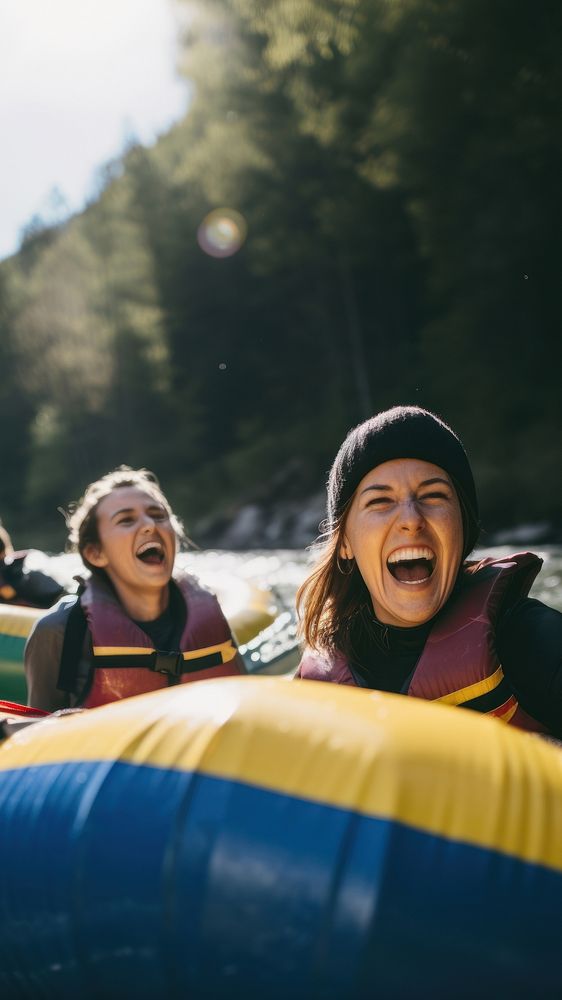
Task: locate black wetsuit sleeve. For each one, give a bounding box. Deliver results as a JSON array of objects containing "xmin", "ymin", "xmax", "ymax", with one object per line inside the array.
[
  {"xmin": 4, "ymin": 557, "xmax": 65, "ymax": 608},
  {"xmin": 15, "ymin": 569, "xmax": 65, "ymax": 608},
  {"xmin": 496, "ymin": 598, "xmax": 562, "ymax": 736}
]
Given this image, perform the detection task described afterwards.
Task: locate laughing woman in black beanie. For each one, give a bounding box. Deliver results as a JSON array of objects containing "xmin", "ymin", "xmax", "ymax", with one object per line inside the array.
[{"xmin": 297, "ymin": 406, "xmax": 562, "ymax": 736}]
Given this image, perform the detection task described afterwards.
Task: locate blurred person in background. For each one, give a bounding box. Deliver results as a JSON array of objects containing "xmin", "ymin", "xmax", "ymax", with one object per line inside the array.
[
  {"xmin": 25, "ymin": 466, "xmax": 245, "ymax": 711},
  {"xmin": 0, "ymin": 522, "xmax": 64, "ymax": 609},
  {"xmin": 296, "ymin": 406, "xmax": 562, "ymax": 737}
]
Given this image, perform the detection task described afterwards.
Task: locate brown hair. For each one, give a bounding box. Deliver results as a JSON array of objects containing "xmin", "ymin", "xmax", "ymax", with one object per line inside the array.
[
  {"xmin": 296, "ymin": 509, "xmax": 372, "ymax": 658},
  {"xmin": 64, "ymin": 465, "xmax": 184, "ymax": 573}
]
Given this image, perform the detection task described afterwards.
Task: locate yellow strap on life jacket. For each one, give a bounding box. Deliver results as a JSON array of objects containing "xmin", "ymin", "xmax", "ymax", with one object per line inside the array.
[
  {"xmin": 435, "ymin": 665, "xmax": 504, "ymax": 707},
  {"xmin": 182, "ymin": 640, "xmax": 237, "ymax": 663},
  {"xmin": 93, "ymin": 639, "xmax": 237, "ymax": 664}
]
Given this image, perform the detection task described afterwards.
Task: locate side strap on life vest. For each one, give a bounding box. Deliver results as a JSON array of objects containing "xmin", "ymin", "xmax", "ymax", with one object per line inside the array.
[{"xmin": 58, "ymin": 599, "xmax": 89, "ymax": 694}]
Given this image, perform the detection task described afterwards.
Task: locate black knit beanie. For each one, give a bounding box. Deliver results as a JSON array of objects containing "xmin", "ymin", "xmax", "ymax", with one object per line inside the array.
[{"xmin": 327, "ymin": 406, "xmax": 479, "ymax": 556}]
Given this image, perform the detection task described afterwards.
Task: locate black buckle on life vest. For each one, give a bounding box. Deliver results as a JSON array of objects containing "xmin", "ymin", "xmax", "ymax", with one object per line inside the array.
[{"xmin": 151, "ymin": 651, "xmax": 184, "ymax": 677}]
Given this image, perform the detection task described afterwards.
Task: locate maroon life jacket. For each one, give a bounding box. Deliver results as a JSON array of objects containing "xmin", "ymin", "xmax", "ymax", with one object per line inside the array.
[
  {"xmin": 297, "ymin": 552, "xmax": 548, "ymax": 733},
  {"xmin": 80, "ymin": 572, "xmax": 242, "ymax": 708}
]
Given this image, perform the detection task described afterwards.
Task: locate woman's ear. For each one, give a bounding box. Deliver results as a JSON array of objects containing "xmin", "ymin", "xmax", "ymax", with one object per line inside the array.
[
  {"xmin": 338, "ymin": 537, "xmax": 353, "ymax": 560},
  {"xmin": 83, "ymin": 543, "xmax": 108, "ymax": 568}
]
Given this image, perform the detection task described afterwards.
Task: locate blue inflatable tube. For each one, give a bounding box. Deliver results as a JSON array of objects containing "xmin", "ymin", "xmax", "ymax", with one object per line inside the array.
[{"xmin": 1, "ymin": 677, "xmax": 562, "ymax": 997}]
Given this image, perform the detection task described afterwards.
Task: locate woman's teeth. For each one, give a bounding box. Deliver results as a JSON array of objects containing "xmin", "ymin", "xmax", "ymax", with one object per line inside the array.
[
  {"xmin": 136, "ymin": 542, "xmax": 164, "ymax": 564},
  {"xmin": 388, "ymin": 546, "xmax": 435, "ymax": 564},
  {"xmin": 387, "ymin": 546, "xmax": 435, "ymax": 583}
]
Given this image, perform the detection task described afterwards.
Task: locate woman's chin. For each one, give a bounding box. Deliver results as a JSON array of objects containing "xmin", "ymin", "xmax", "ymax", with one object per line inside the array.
[
  {"xmin": 374, "ymin": 579, "xmax": 447, "ymax": 627},
  {"xmin": 129, "ymin": 566, "xmax": 173, "ymax": 591}
]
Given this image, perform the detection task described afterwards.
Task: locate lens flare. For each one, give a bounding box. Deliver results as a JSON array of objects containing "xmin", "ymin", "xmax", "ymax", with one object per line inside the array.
[{"xmin": 197, "ymin": 208, "xmax": 247, "ymax": 258}]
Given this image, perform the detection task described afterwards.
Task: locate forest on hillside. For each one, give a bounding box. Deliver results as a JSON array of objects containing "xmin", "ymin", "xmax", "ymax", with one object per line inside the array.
[{"xmin": 1, "ymin": 0, "xmax": 561, "ymax": 550}]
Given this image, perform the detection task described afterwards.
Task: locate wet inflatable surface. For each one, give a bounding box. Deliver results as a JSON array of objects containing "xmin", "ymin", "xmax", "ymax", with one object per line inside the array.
[{"xmin": 1, "ymin": 676, "xmax": 562, "ymax": 998}]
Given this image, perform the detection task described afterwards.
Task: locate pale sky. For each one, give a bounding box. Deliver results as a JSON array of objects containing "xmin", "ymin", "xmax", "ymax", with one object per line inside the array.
[{"xmin": 0, "ymin": 0, "xmax": 190, "ymax": 260}]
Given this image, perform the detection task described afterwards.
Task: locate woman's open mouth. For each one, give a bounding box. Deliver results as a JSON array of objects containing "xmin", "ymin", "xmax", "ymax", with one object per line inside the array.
[
  {"xmin": 136, "ymin": 541, "xmax": 165, "ymax": 566},
  {"xmin": 387, "ymin": 546, "xmax": 435, "ymax": 584}
]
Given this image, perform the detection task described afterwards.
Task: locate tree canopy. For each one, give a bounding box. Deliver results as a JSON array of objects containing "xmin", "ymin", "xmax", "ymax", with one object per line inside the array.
[{"xmin": 1, "ymin": 0, "xmax": 560, "ymax": 548}]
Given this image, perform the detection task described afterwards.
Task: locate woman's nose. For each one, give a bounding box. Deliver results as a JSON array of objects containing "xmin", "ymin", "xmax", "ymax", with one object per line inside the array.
[{"xmin": 398, "ymin": 499, "xmax": 425, "ymax": 531}]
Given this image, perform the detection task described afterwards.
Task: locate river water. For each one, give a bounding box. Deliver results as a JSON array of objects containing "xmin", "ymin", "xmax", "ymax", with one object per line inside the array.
[{"xmin": 185, "ymin": 543, "xmax": 562, "ymax": 610}]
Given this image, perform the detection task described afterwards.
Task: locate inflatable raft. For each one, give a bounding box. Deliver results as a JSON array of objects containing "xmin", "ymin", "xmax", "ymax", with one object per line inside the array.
[
  {"xmin": 1, "ymin": 677, "xmax": 561, "ymax": 997},
  {"xmin": 0, "ymin": 574, "xmax": 294, "ymax": 702}
]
